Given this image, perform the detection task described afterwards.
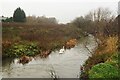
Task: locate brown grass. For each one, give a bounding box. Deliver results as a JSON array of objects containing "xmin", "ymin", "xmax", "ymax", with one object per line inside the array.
[
  {"xmin": 81, "ymin": 36, "xmax": 118, "ymax": 79},
  {"xmin": 95, "ymin": 36, "xmax": 118, "ymax": 55},
  {"xmin": 2, "ymin": 22, "xmax": 83, "ymax": 58}
]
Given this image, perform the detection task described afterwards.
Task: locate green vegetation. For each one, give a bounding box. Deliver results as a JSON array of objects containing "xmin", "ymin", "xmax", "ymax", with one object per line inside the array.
[
  {"xmin": 13, "ymin": 7, "xmax": 26, "ymax": 22},
  {"xmin": 80, "ymin": 36, "xmax": 119, "ymax": 79},
  {"xmin": 89, "ymin": 53, "xmax": 118, "ymax": 78},
  {"xmin": 2, "ymin": 22, "xmax": 83, "ymax": 59},
  {"xmin": 2, "ymin": 17, "xmax": 13, "ymax": 22},
  {"xmin": 89, "ymin": 63, "xmax": 118, "ymax": 78},
  {"xmin": 2, "ymin": 7, "xmax": 119, "ymax": 78},
  {"xmin": 3, "ymin": 42, "xmax": 40, "ymax": 58},
  {"xmin": 76, "ymin": 8, "xmax": 119, "ymax": 79},
  {"xmin": 106, "ymin": 52, "xmax": 118, "ymax": 67}
]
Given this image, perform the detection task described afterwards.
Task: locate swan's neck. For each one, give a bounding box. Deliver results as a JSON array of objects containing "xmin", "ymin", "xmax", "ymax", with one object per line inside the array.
[{"xmin": 63, "ymin": 46, "xmax": 65, "ymax": 49}]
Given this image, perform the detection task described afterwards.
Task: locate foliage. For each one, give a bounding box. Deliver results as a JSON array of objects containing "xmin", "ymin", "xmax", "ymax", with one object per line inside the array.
[
  {"xmin": 106, "ymin": 52, "xmax": 118, "ymax": 69},
  {"xmin": 89, "ymin": 52, "xmax": 119, "ymax": 79},
  {"xmin": 2, "ymin": 17, "xmax": 13, "ymax": 22},
  {"xmin": 89, "ymin": 63, "xmax": 118, "ymax": 78},
  {"xmin": 13, "ymin": 7, "xmax": 26, "ymax": 22},
  {"xmin": 65, "ymin": 39, "xmax": 77, "ymax": 48},
  {"xmin": 71, "ymin": 8, "xmax": 117, "ymax": 36},
  {"xmin": 2, "ymin": 40, "xmax": 13, "ymax": 58},
  {"xmin": 4, "ymin": 43, "xmax": 40, "ymax": 58},
  {"xmin": 81, "ymin": 36, "xmax": 118, "ymax": 79},
  {"xmin": 2, "ymin": 22, "xmax": 83, "ymax": 58}
]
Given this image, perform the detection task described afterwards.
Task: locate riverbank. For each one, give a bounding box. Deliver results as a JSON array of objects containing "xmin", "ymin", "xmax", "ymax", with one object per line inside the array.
[
  {"xmin": 2, "ymin": 22, "xmax": 85, "ymax": 60},
  {"xmin": 80, "ymin": 36, "xmax": 119, "ymax": 79},
  {"xmin": 2, "ymin": 35, "xmax": 96, "ymax": 78}
]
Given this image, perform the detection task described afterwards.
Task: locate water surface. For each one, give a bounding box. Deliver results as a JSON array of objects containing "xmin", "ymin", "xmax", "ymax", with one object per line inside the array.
[{"xmin": 2, "ymin": 35, "xmax": 97, "ymax": 78}]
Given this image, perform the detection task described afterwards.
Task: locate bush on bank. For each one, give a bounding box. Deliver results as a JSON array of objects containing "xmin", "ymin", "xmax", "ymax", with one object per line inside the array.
[
  {"xmin": 80, "ymin": 36, "xmax": 119, "ymax": 79},
  {"xmin": 3, "ymin": 42, "xmax": 40, "ymax": 58},
  {"xmin": 89, "ymin": 52, "xmax": 118, "ymax": 79}
]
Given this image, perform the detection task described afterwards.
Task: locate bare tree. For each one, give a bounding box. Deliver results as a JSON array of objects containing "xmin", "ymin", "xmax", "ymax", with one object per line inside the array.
[{"xmin": 26, "ymin": 15, "xmax": 58, "ymax": 24}]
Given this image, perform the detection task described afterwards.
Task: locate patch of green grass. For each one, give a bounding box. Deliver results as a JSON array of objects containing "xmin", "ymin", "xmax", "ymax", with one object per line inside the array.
[
  {"xmin": 88, "ymin": 52, "xmax": 119, "ymax": 79},
  {"xmin": 89, "ymin": 63, "xmax": 118, "ymax": 78}
]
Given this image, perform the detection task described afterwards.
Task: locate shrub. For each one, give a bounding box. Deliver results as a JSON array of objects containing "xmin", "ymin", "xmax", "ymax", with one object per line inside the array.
[
  {"xmin": 13, "ymin": 7, "xmax": 26, "ymax": 22},
  {"xmin": 105, "ymin": 36, "xmax": 118, "ymax": 53},
  {"xmin": 65, "ymin": 39, "xmax": 77, "ymax": 48},
  {"xmin": 5, "ymin": 42, "xmax": 40, "ymax": 57},
  {"xmin": 2, "ymin": 40, "xmax": 12, "ymax": 58},
  {"xmin": 2, "ymin": 22, "xmax": 84, "ymax": 58},
  {"xmin": 89, "ymin": 63, "xmax": 118, "ymax": 78}
]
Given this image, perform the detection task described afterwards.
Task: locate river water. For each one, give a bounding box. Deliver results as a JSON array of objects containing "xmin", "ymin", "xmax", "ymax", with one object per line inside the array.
[{"xmin": 2, "ymin": 35, "xmax": 97, "ymax": 78}]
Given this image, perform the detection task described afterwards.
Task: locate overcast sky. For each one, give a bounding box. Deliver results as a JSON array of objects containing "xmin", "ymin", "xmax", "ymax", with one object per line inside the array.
[{"xmin": 0, "ymin": 0, "xmax": 119, "ymax": 23}]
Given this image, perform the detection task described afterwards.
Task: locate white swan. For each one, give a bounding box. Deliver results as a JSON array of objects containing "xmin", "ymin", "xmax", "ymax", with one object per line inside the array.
[{"xmin": 59, "ymin": 46, "xmax": 65, "ymax": 54}]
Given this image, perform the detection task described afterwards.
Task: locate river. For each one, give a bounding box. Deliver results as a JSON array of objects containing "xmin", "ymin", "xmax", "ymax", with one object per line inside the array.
[{"xmin": 2, "ymin": 35, "xmax": 97, "ymax": 78}]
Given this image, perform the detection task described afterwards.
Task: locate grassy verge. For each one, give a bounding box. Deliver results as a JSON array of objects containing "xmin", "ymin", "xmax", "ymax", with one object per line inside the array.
[{"xmin": 80, "ymin": 36, "xmax": 119, "ymax": 79}]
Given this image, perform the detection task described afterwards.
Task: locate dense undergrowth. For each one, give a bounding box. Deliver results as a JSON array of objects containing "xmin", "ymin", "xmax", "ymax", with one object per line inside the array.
[
  {"xmin": 2, "ymin": 22, "xmax": 84, "ymax": 59},
  {"xmin": 80, "ymin": 36, "xmax": 119, "ymax": 79}
]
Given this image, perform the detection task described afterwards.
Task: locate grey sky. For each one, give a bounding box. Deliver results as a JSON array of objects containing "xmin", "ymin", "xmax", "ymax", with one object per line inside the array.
[{"xmin": 0, "ymin": 0, "xmax": 119, "ymax": 23}]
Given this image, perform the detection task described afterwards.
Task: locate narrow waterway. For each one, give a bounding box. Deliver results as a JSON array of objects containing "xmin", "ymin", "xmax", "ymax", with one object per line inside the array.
[{"xmin": 2, "ymin": 35, "xmax": 97, "ymax": 78}]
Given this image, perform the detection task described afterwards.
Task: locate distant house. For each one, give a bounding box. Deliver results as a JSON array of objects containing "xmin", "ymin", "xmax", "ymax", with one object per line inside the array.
[{"xmin": 0, "ymin": 16, "xmax": 7, "ymax": 21}]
